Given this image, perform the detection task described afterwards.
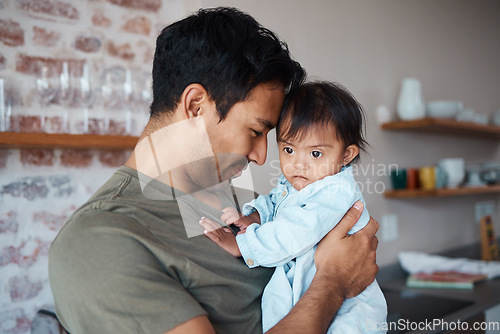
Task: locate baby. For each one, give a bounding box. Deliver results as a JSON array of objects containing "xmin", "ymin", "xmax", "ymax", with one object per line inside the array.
[{"xmin": 200, "ymin": 81, "xmax": 387, "ymax": 333}]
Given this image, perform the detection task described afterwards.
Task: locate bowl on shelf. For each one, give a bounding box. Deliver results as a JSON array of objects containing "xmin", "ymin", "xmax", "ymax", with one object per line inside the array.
[
  {"xmin": 464, "ymin": 165, "xmax": 487, "ymax": 187},
  {"xmin": 480, "ymin": 162, "xmax": 500, "ymax": 185},
  {"xmin": 426, "ymin": 100, "xmax": 463, "ymax": 119},
  {"xmin": 492, "ymin": 110, "xmax": 500, "ymax": 126},
  {"xmin": 456, "ymin": 108, "xmax": 475, "ymax": 122}
]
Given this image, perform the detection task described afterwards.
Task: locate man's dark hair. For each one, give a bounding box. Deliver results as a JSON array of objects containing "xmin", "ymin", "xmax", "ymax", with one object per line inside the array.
[
  {"xmin": 277, "ymin": 81, "xmax": 368, "ymax": 163},
  {"xmin": 150, "ymin": 7, "xmax": 305, "ymax": 119}
]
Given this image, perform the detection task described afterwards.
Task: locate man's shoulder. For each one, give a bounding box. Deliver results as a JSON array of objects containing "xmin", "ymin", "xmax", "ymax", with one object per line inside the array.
[
  {"xmin": 52, "ymin": 209, "xmax": 140, "ymax": 254},
  {"xmin": 53, "ymin": 169, "xmax": 182, "ymax": 253},
  {"xmin": 73, "ymin": 167, "xmax": 180, "ymax": 221}
]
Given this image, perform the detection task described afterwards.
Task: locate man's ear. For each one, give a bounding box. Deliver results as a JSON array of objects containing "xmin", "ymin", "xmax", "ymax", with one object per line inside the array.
[
  {"xmin": 343, "ymin": 145, "xmax": 360, "ymax": 165},
  {"xmin": 179, "ymin": 83, "xmax": 211, "ymax": 119}
]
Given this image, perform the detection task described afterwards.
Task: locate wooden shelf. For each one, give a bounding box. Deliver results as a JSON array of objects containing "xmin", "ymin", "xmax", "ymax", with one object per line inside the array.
[
  {"xmin": 381, "ymin": 118, "xmax": 500, "ymax": 139},
  {"xmin": 0, "ymin": 132, "xmax": 138, "ymax": 150},
  {"xmin": 384, "ymin": 184, "xmax": 500, "ymax": 199}
]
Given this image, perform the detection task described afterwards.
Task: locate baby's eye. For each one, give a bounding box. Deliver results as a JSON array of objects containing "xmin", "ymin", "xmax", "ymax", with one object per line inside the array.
[
  {"xmin": 284, "ymin": 147, "xmax": 294, "ymax": 155},
  {"xmin": 311, "ymin": 151, "xmax": 323, "ymax": 158}
]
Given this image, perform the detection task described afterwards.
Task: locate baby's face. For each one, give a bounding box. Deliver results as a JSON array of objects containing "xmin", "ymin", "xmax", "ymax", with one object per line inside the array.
[{"xmin": 278, "ymin": 124, "xmax": 346, "ymax": 191}]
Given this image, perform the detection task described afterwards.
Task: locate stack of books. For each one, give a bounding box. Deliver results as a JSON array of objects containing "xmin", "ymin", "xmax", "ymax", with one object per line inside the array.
[{"xmin": 406, "ymin": 271, "xmax": 488, "ymax": 289}]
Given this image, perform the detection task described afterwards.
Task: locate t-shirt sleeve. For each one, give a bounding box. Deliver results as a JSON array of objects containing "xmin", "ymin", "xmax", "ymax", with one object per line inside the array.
[{"xmin": 49, "ymin": 211, "xmax": 206, "ymax": 334}]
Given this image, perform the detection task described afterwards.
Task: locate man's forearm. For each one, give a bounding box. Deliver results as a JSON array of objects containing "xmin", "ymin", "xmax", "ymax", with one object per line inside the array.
[{"xmin": 266, "ymin": 271, "xmax": 343, "ymax": 334}]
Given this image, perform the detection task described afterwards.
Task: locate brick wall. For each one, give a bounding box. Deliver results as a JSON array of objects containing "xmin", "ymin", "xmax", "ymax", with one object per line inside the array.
[{"xmin": 0, "ymin": 1, "xmax": 185, "ymax": 332}]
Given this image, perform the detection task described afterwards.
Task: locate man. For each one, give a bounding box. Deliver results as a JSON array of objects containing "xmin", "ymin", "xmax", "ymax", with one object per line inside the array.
[{"xmin": 49, "ymin": 7, "xmax": 379, "ymax": 334}]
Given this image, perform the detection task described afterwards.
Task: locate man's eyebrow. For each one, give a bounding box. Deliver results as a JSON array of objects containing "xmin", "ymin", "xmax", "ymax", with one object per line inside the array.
[{"xmin": 256, "ymin": 117, "xmax": 275, "ymax": 130}]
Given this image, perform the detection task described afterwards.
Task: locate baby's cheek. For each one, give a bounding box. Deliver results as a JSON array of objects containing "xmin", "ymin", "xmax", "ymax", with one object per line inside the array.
[
  {"xmin": 280, "ymin": 162, "xmax": 294, "ymax": 178},
  {"xmin": 314, "ymin": 162, "xmax": 332, "ymax": 179}
]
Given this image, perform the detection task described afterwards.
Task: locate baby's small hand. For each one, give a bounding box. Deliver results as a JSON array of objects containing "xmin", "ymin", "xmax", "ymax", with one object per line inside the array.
[
  {"xmin": 221, "ymin": 207, "xmax": 241, "ymax": 225},
  {"xmin": 199, "ymin": 217, "xmax": 241, "ymax": 257},
  {"xmin": 233, "ymin": 216, "xmax": 255, "ymax": 234}
]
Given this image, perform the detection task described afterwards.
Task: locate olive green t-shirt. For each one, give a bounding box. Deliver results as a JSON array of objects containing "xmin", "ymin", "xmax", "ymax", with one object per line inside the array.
[{"xmin": 49, "ymin": 166, "xmax": 273, "ymax": 334}]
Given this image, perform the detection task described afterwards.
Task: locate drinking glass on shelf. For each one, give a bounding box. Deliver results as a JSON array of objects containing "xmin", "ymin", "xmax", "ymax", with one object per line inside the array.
[
  {"xmin": 0, "ymin": 78, "xmax": 5, "ymax": 131},
  {"xmin": 133, "ymin": 69, "xmax": 152, "ymax": 136},
  {"xmin": 123, "ymin": 69, "xmax": 133, "ymax": 135},
  {"xmin": 56, "ymin": 61, "xmax": 74, "ymax": 133},
  {"xmin": 100, "ymin": 65, "xmax": 127, "ymax": 135},
  {"xmin": 0, "ymin": 77, "xmax": 22, "ymax": 132},
  {"xmin": 121, "ymin": 68, "xmax": 151, "ymax": 136},
  {"xmin": 35, "ymin": 61, "xmax": 58, "ymax": 132},
  {"xmin": 73, "ymin": 61, "xmax": 99, "ymax": 134}
]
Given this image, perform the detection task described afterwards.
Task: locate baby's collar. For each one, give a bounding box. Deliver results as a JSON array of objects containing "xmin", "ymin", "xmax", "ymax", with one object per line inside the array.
[{"xmin": 278, "ymin": 166, "xmax": 353, "ymax": 188}]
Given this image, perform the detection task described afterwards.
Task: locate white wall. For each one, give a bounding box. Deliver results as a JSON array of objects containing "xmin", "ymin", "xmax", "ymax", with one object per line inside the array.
[{"xmin": 187, "ymin": 0, "xmax": 500, "ymax": 266}]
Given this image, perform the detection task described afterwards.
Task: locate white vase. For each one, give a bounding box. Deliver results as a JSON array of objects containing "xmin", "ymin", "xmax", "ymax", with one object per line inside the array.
[{"xmin": 397, "ymin": 78, "xmax": 425, "ymax": 120}]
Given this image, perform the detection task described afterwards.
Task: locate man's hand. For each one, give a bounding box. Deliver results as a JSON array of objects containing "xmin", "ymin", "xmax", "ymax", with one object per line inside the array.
[
  {"xmin": 199, "ymin": 217, "xmax": 242, "ymax": 257},
  {"xmin": 315, "ymin": 201, "xmax": 379, "ymax": 299}
]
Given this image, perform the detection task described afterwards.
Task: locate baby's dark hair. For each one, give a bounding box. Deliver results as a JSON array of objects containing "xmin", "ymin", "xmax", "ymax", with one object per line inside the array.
[{"xmin": 277, "ymin": 81, "xmax": 367, "ymax": 164}]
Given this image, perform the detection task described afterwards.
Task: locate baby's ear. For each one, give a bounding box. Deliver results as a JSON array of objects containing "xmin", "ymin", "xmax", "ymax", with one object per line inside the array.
[{"xmin": 343, "ymin": 144, "xmax": 360, "ymax": 165}]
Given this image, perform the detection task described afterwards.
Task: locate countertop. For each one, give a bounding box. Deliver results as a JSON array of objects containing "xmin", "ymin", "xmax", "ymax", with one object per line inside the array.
[
  {"xmin": 379, "ymin": 277, "xmax": 500, "ymax": 333},
  {"xmin": 377, "ymin": 239, "xmax": 500, "ymax": 333}
]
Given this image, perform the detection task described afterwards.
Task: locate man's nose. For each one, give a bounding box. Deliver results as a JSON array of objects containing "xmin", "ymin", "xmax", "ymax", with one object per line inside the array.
[{"xmin": 248, "ymin": 136, "xmax": 268, "ymax": 166}]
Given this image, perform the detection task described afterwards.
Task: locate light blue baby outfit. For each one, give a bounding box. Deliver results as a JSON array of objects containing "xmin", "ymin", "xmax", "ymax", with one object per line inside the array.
[{"xmin": 236, "ymin": 167, "xmax": 387, "ymax": 333}]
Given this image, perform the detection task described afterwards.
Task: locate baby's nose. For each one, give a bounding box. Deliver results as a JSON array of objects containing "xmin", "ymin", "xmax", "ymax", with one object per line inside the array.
[{"xmin": 294, "ymin": 159, "xmax": 309, "ymax": 170}]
